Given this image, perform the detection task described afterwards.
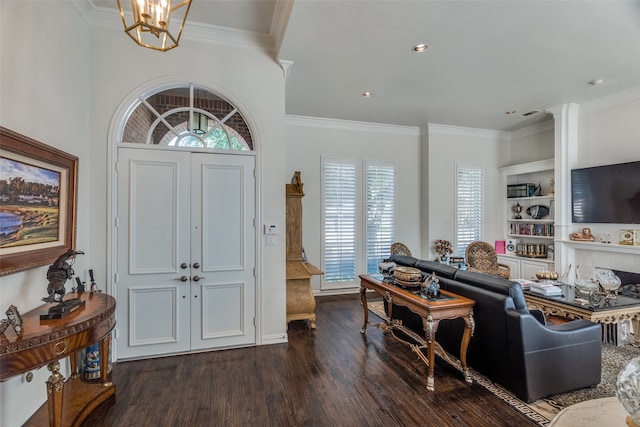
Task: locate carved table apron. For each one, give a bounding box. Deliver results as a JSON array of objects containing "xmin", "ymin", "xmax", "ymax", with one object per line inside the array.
[{"xmin": 0, "ymin": 292, "xmax": 116, "ymax": 427}]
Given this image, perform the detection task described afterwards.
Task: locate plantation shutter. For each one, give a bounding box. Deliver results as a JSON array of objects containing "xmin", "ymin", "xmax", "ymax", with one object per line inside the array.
[
  {"xmin": 366, "ymin": 162, "xmax": 396, "ymax": 274},
  {"xmin": 456, "ymin": 165, "xmax": 483, "ymax": 257},
  {"xmin": 322, "ymin": 160, "xmax": 357, "ymax": 283}
]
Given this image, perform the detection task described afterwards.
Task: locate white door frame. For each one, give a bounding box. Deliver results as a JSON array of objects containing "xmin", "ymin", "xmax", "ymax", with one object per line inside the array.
[{"xmin": 106, "ymin": 78, "xmax": 263, "ymax": 361}]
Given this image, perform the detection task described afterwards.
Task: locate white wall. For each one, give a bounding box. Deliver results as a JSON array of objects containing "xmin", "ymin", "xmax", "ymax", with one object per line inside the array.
[
  {"xmin": 509, "ymin": 120, "xmax": 555, "ymax": 165},
  {"xmin": 0, "ymin": 2, "xmax": 91, "ymax": 426},
  {"xmin": 285, "ymin": 116, "xmax": 421, "ymax": 293},
  {"xmin": 426, "ymin": 125, "xmax": 511, "ymax": 259}
]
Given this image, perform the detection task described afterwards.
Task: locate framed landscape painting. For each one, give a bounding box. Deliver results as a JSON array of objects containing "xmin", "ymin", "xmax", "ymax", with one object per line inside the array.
[{"xmin": 0, "ymin": 127, "xmax": 78, "ymax": 276}]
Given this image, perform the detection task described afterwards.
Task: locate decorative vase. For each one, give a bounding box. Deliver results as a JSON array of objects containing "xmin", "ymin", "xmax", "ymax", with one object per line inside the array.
[
  {"xmin": 82, "ymin": 333, "xmax": 113, "ymax": 381},
  {"xmin": 617, "ymin": 356, "xmax": 640, "ymax": 425},
  {"xmin": 439, "ymin": 256, "xmax": 448, "ymax": 264}
]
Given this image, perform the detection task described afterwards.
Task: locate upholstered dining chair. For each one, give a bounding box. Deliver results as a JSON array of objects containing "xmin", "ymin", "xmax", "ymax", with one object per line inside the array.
[
  {"xmin": 390, "ymin": 242, "xmax": 412, "ymax": 257},
  {"xmin": 465, "ymin": 241, "xmax": 511, "ymax": 279}
]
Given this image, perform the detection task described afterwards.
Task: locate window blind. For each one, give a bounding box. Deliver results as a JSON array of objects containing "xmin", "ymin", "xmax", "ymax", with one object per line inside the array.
[
  {"xmin": 366, "ymin": 162, "xmax": 395, "ymax": 274},
  {"xmin": 456, "ymin": 165, "xmax": 483, "ymax": 257},
  {"xmin": 322, "ymin": 160, "xmax": 357, "ymax": 283}
]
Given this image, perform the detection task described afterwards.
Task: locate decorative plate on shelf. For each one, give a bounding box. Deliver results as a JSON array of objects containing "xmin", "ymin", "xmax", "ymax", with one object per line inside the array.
[{"xmin": 526, "ymin": 205, "xmax": 550, "ymax": 219}]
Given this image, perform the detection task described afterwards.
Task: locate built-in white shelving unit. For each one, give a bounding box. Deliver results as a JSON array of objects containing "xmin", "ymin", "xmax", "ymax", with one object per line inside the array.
[{"xmin": 499, "ymin": 159, "xmax": 556, "ymax": 279}]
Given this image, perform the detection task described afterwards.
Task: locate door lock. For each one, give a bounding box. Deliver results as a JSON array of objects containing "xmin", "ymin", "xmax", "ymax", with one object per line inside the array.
[
  {"xmin": 180, "ymin": 262, "xmax": 189, "ymax": 269},
  {"xmin": 192, "ymin": 276, "xmax": 206, "ymax": 282},
  {"xmin": 192, "ymin": 262, "xmax": 200, "ymax": 269},
  {"xmin": 174, "ymin": 276, "xmax": 189, "ymax": 282}
]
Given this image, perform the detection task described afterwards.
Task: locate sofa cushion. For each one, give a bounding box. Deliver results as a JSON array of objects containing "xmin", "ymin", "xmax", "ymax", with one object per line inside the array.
[
  {"xmin": 414, "ymin": 259, "xmax": 458, "ymax": 279},
  {"xmin": 388, "ymin": 254, "xmax": 419, "ymax": 267},
  {"xmin": 453, "ymin": 269, "xmax": 529, "ymax": 310}
]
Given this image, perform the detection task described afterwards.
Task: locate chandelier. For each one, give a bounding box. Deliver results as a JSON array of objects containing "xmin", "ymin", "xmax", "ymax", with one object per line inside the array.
[{"xmin": 117, "ymin": 0, "xmax": 193, "ymax": 52}]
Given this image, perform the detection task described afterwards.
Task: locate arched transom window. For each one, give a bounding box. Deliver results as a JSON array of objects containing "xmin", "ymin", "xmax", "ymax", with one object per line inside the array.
[{"xmin": 122, "ymin": 84, "xmax": 253, "ymax": 151}]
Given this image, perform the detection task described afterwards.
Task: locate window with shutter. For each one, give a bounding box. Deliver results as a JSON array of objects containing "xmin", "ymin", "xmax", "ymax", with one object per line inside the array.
[
  {"xmin": 455, "ymin": 164, "xmax": 483, "ymax": 257},
  {"xmin": 365, "ymin": 161, "xmax": 396, "ymax": 274},
  {"xmin": 322, "ymin": 160, "xmax": 357, "ymax": 285},
  {"xmin": 321, "ymin": 159, "xmax": 396, "ymax": 290}
]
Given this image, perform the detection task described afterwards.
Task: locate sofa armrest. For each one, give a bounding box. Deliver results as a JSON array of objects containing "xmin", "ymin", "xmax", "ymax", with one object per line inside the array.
[{"xmin": 505, "ymin": 309, "xmax": 601, "ymax": 402}]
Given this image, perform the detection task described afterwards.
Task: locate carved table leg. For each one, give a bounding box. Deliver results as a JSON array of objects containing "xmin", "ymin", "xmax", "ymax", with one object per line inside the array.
[
  {"xmin": 99, "ymin": 334, "xmax": 113, "ymax": 387},
  {"xmin": 46, "ymin": 361, "xmax": 65, "ymax": 427},
  {"xmin": 360, "ymin": 286, "xmax": 369, "ymax": 333},
  {"xmin": 460, "ymin": 311, "xmax": 475, "ymax": 384},
  {"xmin": 423, "ymin": 314, "xmax": 436, "ymax": 391},
  {"xmin": 69, "ymin": 350, "xmax": 80, "ymax": 379}
]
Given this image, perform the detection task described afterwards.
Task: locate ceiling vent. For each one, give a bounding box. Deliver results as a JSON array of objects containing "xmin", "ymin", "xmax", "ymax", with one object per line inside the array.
[{"xmin": 521, "ymin": 110, "xmax": 541, "ymax": 117}]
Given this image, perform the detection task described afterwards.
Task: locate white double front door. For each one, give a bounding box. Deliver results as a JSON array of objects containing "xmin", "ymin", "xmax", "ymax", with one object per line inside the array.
[{"xmin": 115, "ymin": 148, "xmax": 256, "ymax": 360}]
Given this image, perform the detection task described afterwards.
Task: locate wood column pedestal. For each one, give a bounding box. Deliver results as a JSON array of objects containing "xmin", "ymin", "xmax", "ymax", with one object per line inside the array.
[{"xmin": 286, "ymin": 172, "xmax": 323, "ymax": 329}]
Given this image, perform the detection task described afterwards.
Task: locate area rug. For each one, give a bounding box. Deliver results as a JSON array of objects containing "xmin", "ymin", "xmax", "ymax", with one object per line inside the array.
[{"xmin": 367, "ymin": 301, "xmax": 639, "ymax": 426}]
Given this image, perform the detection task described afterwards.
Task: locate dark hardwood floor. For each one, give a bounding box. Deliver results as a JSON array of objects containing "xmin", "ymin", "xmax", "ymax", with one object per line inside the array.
[{"xmin": 83, "ymin": 294, "xmax": 537, "ymax": 426}]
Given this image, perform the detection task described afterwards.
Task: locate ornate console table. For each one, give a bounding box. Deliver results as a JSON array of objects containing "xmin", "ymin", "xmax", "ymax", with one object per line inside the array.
[{"xmin": 0, "ymin": 292, "xmax": 116, "ymax": 427}]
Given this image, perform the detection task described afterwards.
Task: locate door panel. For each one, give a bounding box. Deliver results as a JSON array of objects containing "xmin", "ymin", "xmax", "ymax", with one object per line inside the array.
[
  {"xmin": 128, "ymin": 160, "xmax": 180, "ymax": 273},
  {"xmin": 199, "ymin": 282, "xmax": 245, "ymax": 339},
  {"xmin": 129, "ymin": 286, "xmax": 182, "ymax": 346},
  {"xmin": 116, "ymin": 148, "xmax": 191, "ymax": 359},
  {"xmin": 190, "ymin": 154, "xmax": 255, "ymax": 350}
]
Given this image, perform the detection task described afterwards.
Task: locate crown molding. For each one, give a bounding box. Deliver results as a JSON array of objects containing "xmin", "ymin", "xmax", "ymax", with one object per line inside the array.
[
  {"xmin": 286, "ymin": 115, "xmax": 420, "ymax": 137},
  {"xmin": 579, "ymin": 85, "xmax": 640, "ymax": 114},
  {"xmin": 271, "ymin": 0, "xmax": 294, "ymax": 56},
  {"xmin": 72, "ymin": 0, "xmax": 94, "ymax": 25},
  {"xmin": 88, "ymin": 2, "xmax": 275, "ymax": 53},
  {"xmin": 427, "ymin": 123, "xmax": 511, "ymax": 141}
]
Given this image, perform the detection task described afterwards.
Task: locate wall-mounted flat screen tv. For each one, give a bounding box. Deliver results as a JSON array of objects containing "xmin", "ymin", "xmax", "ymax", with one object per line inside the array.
[{"xmin": 571, "ymin": 160, "xmax": 640, "ymax": 224}]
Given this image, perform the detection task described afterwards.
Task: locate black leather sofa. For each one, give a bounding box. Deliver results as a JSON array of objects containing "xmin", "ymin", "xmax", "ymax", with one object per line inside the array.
[{"xmin": 386, "ymin": 254, "xmax": 602, "ymax": 403}]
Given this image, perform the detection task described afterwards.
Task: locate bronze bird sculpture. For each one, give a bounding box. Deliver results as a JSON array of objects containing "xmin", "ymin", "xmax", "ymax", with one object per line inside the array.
[{"xmin": 42, "ymin": 249, "xmax": 84, "ymax": 304}]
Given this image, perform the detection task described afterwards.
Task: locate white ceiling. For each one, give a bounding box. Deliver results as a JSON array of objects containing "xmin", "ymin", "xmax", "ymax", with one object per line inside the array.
[{"xmin": 92, "ymin": 0, "xmax": 640, "ymax": 131}]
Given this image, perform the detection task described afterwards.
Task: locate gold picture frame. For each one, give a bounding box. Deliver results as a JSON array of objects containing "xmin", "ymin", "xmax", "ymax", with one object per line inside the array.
[{"xmin": 0, "ymin": 127, "xmax": 78, "ymax": 276}]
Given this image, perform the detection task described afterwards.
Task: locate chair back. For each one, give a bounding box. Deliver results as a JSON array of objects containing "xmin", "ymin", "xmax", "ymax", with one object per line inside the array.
[{"xmin": 465, "ymin": 241, "xmax": 501, "ymax": 274}]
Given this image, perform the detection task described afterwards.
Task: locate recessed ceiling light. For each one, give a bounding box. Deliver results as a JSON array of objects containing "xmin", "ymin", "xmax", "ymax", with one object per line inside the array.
[
  {"xmin": 588, "ymin": 78, "xmax": 605, "ymax": 85},
  {"xmin": 412, "ymin": 43, "xmax": 429, "ymax": 53},
  {"xmin": 362, "ymin": 92, "xmax": 373, "ymax": 97},
  {"xmin": 505, "ymin": 111, "xmax": 517, "ymax": 116}
]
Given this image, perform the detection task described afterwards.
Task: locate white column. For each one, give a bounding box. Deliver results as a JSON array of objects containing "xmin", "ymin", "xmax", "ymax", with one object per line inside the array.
[{"xmin": 547, "ymin": 103, "xmax": 580, "ymax": 282}]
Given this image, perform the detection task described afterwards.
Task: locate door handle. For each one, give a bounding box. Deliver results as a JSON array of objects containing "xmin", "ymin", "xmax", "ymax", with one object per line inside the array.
[
  {"xmin": 174, "ymin": 276, "xmax": 189, "ymax": 282},
  {"xmin": 192, "ymin": 276, "xmax": 206, "ymax": 282}
]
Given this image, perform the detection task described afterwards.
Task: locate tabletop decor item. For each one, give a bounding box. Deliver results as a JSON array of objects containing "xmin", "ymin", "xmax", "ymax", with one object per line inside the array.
[
  {"xmin": 40, "ymin": 249, "xmax": 86, "ymax": 319},
  {"xmin": 421, "ymin": 273, "xmax": 441, "ymax": 299},
  {"xmin": 570, "ymin": 227, "xmax": 595, "ymax": 241},
  {"xmin": 620, "ymin": 229, "xmax": 634, "ymax": 245},
  {"xmin": 0, "ymin": 305, "xmax": 23, "ymax": 335},
  {"xmin": 617, "ymin": 356, "xmax": 640, "ymax": 427},
  {"xmin": 434, "ymin": 239, "xmax": 453, "ymax": 262},
  {"xmin": 378, "ymin": 260, "xmax": 396, "ymax": 280},
  {"xmin": 512, "ymin": 202, "xmax": 524, "ymax": 219},
  {"xmin": 393, "ymin": 265, "xmax": 422, "ymax": 287}
]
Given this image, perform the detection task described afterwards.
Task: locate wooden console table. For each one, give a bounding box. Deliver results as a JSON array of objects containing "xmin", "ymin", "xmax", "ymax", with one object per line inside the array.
[
  {"xmin": 359, "ymin": 274, "xmax": 475, "ymax": 391},
  {"xmin": 0, "ymin": 292, "xmax": 116, "ymax": 427}
]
